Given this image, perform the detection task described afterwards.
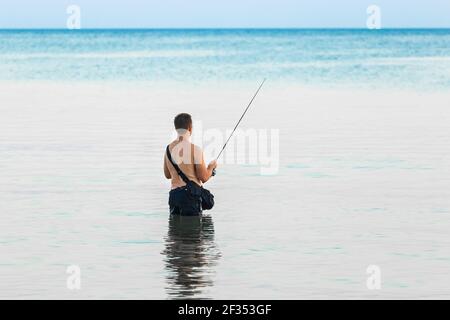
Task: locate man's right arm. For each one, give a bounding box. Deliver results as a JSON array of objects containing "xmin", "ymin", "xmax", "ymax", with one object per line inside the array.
[{"xmin": 194, "ymin": 146, "xmax": 217, "ymax": 183}]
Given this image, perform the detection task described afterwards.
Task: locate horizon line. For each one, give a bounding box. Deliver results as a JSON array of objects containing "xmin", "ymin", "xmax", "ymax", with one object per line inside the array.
[{"xmin": 1, "ymin": 27, "xmax": 450, "ymax": 31}]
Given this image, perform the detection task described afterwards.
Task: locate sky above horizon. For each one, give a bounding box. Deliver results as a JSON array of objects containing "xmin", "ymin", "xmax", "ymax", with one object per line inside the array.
[{"xmin": 0, "ymin": 0, "xmax": 449, "ymax": 29}]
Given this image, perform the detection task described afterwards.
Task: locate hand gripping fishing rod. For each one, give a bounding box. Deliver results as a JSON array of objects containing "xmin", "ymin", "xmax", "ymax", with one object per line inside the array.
[{"xmin": 212, "ymin": 79, "xmax": 266, "ymax": 177}]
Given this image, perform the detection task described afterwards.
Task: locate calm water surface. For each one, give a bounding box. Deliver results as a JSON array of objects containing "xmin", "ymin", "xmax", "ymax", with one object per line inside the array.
[{"xmin": 1, "ymin": 29, "xmax": 450, "ymax": 299}]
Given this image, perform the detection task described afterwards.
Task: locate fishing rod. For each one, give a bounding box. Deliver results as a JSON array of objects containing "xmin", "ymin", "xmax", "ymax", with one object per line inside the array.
[{"xmin": 212, "ymin": 78, "xmax": 266, "ymax": 177}]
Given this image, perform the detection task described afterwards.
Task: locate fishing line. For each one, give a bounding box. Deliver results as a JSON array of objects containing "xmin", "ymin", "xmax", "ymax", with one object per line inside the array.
[{"xmin": 212, "ymin": 79, "xmax": 266, "ymax": 176}]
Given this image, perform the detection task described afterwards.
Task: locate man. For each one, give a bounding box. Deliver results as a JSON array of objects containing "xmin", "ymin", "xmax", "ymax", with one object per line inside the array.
[{"xmin": 164, "ymin": 113, "xmax": 217, "ymax": 215}]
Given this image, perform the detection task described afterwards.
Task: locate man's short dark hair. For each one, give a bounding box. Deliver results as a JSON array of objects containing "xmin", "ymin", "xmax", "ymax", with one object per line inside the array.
[{"xmin": 174, "ymin": 113, "xmax": 192, "ymax": 130}]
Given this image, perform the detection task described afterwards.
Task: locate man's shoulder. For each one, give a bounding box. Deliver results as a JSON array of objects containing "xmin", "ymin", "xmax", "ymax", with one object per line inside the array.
[
  {"xmin": 192, "ymin": 143, "xmax": 203, "ymax": 152},
  {"xmin": 167, "ymin": 141, "xmax": 203, "ymax": 154}
]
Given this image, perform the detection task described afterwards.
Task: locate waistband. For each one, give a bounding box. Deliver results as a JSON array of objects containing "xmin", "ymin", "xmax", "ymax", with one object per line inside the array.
[{"xmin": 170, "ymin": 186, "xmax": 188, "ymax": 193}]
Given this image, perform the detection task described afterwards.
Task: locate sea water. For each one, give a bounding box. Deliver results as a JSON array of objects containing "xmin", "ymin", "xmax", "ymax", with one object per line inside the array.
[{"xmin": 1, "ymin": 29, "xmax": 450, "ymax": 299}]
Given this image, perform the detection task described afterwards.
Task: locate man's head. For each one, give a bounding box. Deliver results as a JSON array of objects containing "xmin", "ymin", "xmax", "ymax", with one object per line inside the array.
[{"xmin": 174, "ymin": 113, "xmax": 193, "ymax": 134}]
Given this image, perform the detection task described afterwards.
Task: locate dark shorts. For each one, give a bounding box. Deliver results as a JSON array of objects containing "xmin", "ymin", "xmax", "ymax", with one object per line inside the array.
[{"xmin": 169, "ymin": 187, "xmax": 202, "ymax": 216}]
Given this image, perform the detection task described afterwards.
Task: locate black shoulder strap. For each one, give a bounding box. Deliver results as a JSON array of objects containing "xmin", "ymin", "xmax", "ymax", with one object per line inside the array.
[{"xmin": 166, "ymin": 145, "xmax": 191, "ymax": 184}]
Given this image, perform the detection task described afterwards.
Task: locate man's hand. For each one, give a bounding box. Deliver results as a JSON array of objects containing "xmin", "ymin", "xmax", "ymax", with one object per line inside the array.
[{"xmin": 208, "ymin": 160, "xmax": 218, "ymax": 171}]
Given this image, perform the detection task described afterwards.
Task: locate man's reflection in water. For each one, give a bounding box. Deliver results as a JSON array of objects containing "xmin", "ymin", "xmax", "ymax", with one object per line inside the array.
[{"xmin": 162, "ymin": 214, "xmax": 221, "ymax": 299}]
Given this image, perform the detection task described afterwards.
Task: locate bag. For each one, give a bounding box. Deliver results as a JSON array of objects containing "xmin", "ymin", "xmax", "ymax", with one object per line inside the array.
[{"xmin": 166, "ymin": 145, "xmax": 215, "ymax": 210}]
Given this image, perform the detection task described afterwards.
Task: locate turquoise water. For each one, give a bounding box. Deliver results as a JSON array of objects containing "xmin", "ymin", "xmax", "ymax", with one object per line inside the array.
[
  {"xmin": 1, "ymin": 29, "xmax": 450, "ymax": 89},
  {"xmin": 1, "ymin": 29, "xmax": 450, "ymax": 299}
]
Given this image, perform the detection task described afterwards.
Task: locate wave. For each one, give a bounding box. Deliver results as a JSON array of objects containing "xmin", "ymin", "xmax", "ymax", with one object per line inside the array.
[{"xmin": 0, "ymin": 50, "xmax": 232, "ymax": 59}]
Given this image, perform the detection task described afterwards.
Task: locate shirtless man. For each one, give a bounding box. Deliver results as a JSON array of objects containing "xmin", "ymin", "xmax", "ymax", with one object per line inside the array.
[{"xmin": 164, "ymin": 113, "xmax": 217, "ymax": 215}]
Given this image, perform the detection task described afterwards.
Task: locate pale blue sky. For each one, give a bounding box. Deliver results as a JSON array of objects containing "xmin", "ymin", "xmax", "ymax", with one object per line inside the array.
[{"xmin": 0, "ymin": 0, "xmax": 449, "ymax": 29}]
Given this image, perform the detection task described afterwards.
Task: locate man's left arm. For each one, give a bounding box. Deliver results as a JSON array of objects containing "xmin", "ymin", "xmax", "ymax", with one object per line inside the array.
[{"xmin": 164, "ymin": 156, "xmax": 171, "ymax": 179}]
